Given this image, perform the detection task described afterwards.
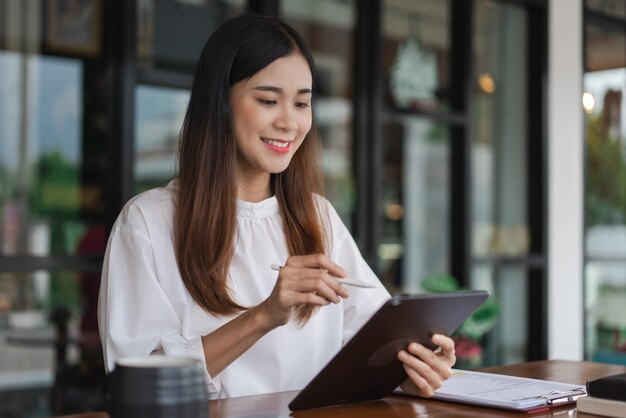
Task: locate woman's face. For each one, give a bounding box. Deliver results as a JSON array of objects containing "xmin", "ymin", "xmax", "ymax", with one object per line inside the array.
[{"xmin": 230, "ymin": 52, "xmax": 313, "ymax": 179}]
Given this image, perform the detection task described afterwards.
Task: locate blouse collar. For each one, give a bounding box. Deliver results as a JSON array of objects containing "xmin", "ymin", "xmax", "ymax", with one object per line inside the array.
[
  {"xmin": 237, "ymin": 196, "xmax": 279, "ymax": 219},
  {"xmin": 168, "ymin": 180, "xmax": 279, "ymax": 220}
]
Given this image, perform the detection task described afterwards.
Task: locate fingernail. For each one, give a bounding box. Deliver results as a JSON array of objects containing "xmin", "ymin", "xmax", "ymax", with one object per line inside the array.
[{"xmin": 340, "ymin": 287, "xmax": 350, "ymax": 298}]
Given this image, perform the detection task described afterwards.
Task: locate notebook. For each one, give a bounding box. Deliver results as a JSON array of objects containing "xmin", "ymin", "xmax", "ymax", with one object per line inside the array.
[{"xmin": 412, "ymin": 369, "xmax": 587, "ymax": 412}]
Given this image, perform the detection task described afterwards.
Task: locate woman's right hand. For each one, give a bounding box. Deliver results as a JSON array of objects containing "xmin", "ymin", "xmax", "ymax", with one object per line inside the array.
[{"xmin": 259, "ymin": 254, "xmax": 351, "ymax": 328}]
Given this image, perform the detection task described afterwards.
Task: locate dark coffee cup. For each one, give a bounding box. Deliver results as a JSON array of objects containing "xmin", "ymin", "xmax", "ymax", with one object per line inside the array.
[{"xmin": 105, "ymin": 355, "xmax": 209, "ymax": 418}]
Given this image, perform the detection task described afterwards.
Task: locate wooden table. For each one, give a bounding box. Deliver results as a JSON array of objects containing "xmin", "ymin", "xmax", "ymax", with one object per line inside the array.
[{"xmin": 59, "ymin": 360, "xmax": 626, "ymax": 418}]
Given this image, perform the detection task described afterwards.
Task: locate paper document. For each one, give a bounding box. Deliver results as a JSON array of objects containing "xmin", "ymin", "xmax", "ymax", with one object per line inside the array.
[{"xmin": 421, "ymin": 370, "xmax": 586, "ymax": 411}]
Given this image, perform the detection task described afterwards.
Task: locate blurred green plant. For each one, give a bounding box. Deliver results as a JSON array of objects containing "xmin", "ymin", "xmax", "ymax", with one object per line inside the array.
[
  {"xmin": 422, "ymin": 273, "xmax": 500, "ymax": 368},
  {"xmin": 422, "ymin": 273, "xmax": 499, "ymax": 340},
  {"xmin": 30, "ymin": 150, "xmax": 80, "ymax": 217},
  {"xmin": 32, "ymin": 151, "xmax": 82, "ymax": 315},
  {"xmin": 585, "ymin": 112, "xmax": 626, "ymax": 226}
]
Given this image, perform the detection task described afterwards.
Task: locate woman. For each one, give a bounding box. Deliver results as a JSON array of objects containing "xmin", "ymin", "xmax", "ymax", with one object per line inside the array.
[{"xmin": 98, "ymin": 13, "xmax": 455, "ymax": 399}]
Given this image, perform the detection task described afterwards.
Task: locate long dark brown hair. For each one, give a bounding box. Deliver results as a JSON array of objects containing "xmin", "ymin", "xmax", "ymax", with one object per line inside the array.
[{"xmin": 175, "ymin": 14, "xmax": 325, "ymax": 325}]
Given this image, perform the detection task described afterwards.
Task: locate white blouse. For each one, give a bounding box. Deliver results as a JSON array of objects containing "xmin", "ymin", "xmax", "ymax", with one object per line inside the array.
[{"xmin": 98, "ymin": 183, "xmax": 390, "ymax": 398}]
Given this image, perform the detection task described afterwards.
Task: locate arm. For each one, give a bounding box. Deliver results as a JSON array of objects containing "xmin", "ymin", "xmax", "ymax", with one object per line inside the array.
[
  {"xmin": 101, "ymin": 223, "xmax": 350, "ymax": 388},
  {"xmin": 98, "ymin": 223, "xmax": 188, "ymax": 373},
  {"xmin": 200, "ymin": 254, "xmax": 351, "ymax": 377},
  {"xmin": 100, "ymin": 201, "xmax": 351, "ymax": 388}
]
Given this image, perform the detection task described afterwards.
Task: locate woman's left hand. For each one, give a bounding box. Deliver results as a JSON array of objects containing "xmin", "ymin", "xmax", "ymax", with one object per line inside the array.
[{"xmin": 398, "ymin": 334, "xmax": 456, "ymax": 397}]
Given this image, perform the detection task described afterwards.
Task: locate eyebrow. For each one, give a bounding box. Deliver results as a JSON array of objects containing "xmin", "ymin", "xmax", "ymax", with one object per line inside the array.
[{"xmin": 252, "ymin": 85, "xmax": 312, "ymax": 95}]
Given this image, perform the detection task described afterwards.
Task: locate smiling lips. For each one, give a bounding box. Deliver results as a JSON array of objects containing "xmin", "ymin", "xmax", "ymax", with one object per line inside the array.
[{"xmin": 261, "ymin": 137, "xmax": 292, "ymax": 153}]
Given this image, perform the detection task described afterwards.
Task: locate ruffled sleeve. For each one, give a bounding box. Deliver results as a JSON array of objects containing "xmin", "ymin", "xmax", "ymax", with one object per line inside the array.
[{"xmin": 97, "ymin": 202, "xmax": 221, "ymax": 394}]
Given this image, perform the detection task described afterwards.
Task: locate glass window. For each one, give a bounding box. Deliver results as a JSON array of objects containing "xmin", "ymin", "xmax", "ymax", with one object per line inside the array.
[
  {"xmin": 281, "ymin": 0, "xmax": 357, "ymax": 226},
  {"xmin": 584, "ymin": 9, "xmax": 626, "ymax": 365},
  {"xmin": 134, "ymin": 85, "xmax": 189, "ymax": 193},
  {"xmin": 1, "ymin": 1, "xmax": 108, "ymax": 412},
  {"xmin": 585, "ymin": 259, "xmax": 626, "ymax": 363},
  {"xmin": 472, "ymin": 0, "xmax": 529, "ymax": 259},
  {"xmin": 468, "ymin": 0, "xmax": 532, "ymax": 367},
  {"xmin": 471, "ymin": 264, "xmax": 527, "ymax": 366},
  {"xmin": 379, "ymin": 118, "xmax": 450, "ymax": 292},
  {"xmin": 137, "ymin": 0, "xmax": 244, "ymax": 72},
  {"xmin": 0, "ymin": 54, "xmax": 106, "ymax": 257},
  {"xmin": 382, "ymin": 0, "xmax": 450, "ymax": 113},
  {"xmin": 584, "ymin": 26, "xmax": 626, "ymax": 227}
]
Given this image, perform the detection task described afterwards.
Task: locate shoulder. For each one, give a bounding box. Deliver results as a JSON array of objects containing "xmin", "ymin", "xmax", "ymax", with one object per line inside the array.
[
  {"xmin": 313, "ymin": 194, "xmax": 351, "ymax": 245},
  {"xmin": 114, "ymin": 184, "xmax": 175, "ymax": 237},
  {"xmin": 313, "ymin": 194, "xmax": 340, "ymax": 224},
  {"xmin": 313, "ymin": 193, "xmax": 345, "ymax": 227}
]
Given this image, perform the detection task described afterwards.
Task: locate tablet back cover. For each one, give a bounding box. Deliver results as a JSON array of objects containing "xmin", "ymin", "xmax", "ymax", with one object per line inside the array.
[{"xmin": 288, "ymin": 290, "xmax": 488, "ymax": 410}]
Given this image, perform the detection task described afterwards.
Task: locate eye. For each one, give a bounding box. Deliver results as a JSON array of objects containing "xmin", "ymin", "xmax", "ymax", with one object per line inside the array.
[
  {"xmin": 257, "ymin": 98, "xmax": 277, "ymax": 106},
  {"xmin": 295, "ymin": 102, "xmax": 310, "ymax": 109}
]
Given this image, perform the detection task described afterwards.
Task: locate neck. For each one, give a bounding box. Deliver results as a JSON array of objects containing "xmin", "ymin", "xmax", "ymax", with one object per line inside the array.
[{"xmin": 237, "ymin": 171, "xmax": 272, "ymax": 203}]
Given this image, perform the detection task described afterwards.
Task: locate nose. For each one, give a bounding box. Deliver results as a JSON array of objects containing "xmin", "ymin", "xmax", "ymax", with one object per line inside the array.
[{"xmin": 273, "ymin": 105, "xmax": 298, "ymax": 132}]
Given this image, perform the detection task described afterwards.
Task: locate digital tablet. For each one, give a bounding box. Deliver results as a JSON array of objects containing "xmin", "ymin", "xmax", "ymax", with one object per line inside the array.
[{"xmin": 288, "ymin": 290, "xmax": 489, "ymax": 411}]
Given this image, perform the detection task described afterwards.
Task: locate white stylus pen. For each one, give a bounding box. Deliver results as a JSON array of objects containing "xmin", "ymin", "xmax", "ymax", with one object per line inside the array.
[{"xmin": 270, "ymin": 264, "xmax": 376, "ymax": 289}]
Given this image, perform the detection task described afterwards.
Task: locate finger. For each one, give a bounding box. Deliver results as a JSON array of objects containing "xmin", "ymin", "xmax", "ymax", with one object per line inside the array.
[
  {"xmin": 407, "ymin": 343, "xmax": 452, "ymax": 380},
  {"xmin": 402, "ymin": 363, "xmax": 435, "ymax": 397},
  {"xmin": 286, "ymin": 254, "xmax": 349, "ymax": 278},
  {"xmin": 284, "ymin": 266, "xmax": 349, "ymax": 299},
  {"xmin": 285, "ymin": 289, "xmax": 331, "ymax": 307},
  {"xmin": 311, "ymin": 268, "xmax": 350, "ymax": 298},
  {"xmin": 436, "ymin": 349, "xmax": 456, "ymax": 368},
  {"xmin": 432, "ymin": 334, "xmax": 455, "ymax": 356},
  {"xmin": 398, "ymin": 349, "xmax": 443, "ymax": 390},
  {"xmin": 432, "ymin": 334, "xmax": 456, "ymax": 366},
  {"xmin": 292, "ymin": 277, "xmax": 341, "ymax": 304},
  {"xmin": 408, "ymin": 342, "xmax": 452, "ymax": 378}
]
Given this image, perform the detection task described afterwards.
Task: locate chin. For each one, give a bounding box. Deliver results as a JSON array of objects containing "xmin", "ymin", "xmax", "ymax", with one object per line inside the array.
[
  {"xmin": 262, "ymin": 158, "xmax": 293, "ymax": 174},
  {"xmin": 267, "ymin": 164, "xmax": 291, "ymax": 174}
]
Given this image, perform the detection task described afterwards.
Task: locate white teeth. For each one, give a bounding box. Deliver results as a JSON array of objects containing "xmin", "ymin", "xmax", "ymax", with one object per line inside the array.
[{"xmin": 262, "ymin": 138, "xmax": 289, "ymax": 148}]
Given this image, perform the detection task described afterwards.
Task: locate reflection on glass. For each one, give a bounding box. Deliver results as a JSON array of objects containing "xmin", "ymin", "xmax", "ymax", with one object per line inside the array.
[
  {"xmin": 584, "ymin": 10, "xmax": 626, "ymax": 365},
  {"xmin": 282, "ymin": 0, "xmax": 356, "ymax": 226},
  {"xmin": 379, "ymin": 118, "xmax": 449, "ymax": 292},
  {"xmin": 137, "ymin": 0, "xmax": 244, "ymax": 72},
  {"xmin": 134, "ymin": 85, "xmax": 189, "ymax": 193},
  {"xmin": 471, "ymin": 264, "xmax": 527, "ymax": 366},
  {"xmin": 382, "ymin": 0, "xmax": 449, "ymax": 112},
  {"xmin": 0, "ymin": 53, "xmax": 103, "ymax": 257},
  {"xmin": 472, "ymin": 0, "xmax": 529, "ymax": 258}
]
